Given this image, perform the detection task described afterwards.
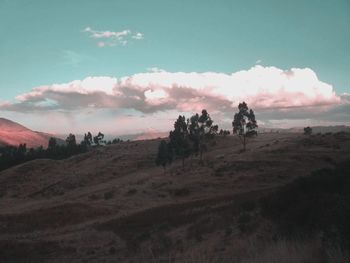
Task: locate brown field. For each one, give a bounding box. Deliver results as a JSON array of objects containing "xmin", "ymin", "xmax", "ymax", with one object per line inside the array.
[{"xmin": 0, "ymin": 132, "xmax": 349, "ymax": 262}]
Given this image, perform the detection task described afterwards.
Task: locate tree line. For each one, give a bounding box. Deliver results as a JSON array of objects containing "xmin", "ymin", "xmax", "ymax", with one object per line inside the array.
[
  {"xmin": 0, "ymin": 132, "xmax": 124, "ymax": 172},
  {"xmin": 156, "ymin": 102, "xmax": 258, "ymax": 171},
  {"xmin": 0, "ymin": 102, "xmax": 259, "ymax": 172}
]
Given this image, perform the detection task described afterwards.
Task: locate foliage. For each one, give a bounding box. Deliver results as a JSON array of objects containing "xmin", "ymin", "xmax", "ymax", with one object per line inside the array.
[
  {"xmin": 219, "ymin": 129, "xmax": 230, "ymax": 136},
  {"xmin": 0, "ymin": 135, "xmax": 87, "ymax": 172},
  {"xmin": 106, "ymin": 138, "xmax": 124, "ymax": 145},
  {"xmin": 93, "ymin": 132, "xmax": 105, "ymax": 145},
  {"xmin": 304, "ymin": 126, "xmax": 313, "ymax": 135},
  {"xmin": 232, "ymin": 101, "xmax": 258, "ymax": 151},
  {"xmin": 155, "ymin": 140, "xmax": 173, "ymax": 171},
  {"xmin": 188, "ymin": 109, "xmax": 218, "ymax": 162},
  {"xmin": 169, "ymin": 115, "xmax": 192, "ymax": 168},
  {"xmin": 82, "ymin": 132, "xmax": 93, "ymax": 146},
  {"xmin": 66, "ymin": 134, "xmax": 77, "ymax": 147}
]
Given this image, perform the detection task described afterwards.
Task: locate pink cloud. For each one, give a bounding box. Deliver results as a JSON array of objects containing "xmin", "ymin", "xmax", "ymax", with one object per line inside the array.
[
  {"xmin": 0, "ymin": 66, "xmax": 348, "ymax": 134},
  {"xmin": 2, "ymin": 66, "xmax": 342, "ymax": 115}
]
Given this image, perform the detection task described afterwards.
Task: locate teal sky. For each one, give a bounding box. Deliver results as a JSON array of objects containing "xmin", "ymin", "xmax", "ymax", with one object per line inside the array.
[{"xmin": 0, "ymin": 0, "xmax": 349, "ymax": 101}]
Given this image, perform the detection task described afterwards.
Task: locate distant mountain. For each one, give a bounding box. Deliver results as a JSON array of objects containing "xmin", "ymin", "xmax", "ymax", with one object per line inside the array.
[{"xmin": 0, "ymin": 118, "xmax": 62, "ymax": 148}]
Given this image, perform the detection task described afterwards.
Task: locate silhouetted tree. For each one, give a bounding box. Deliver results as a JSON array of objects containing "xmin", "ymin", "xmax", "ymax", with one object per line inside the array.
[
  {"xmin": 82, "ymin": 132, "xmax": 93, "ymax": 146},
  {"xmin": 93, "ymin": 132, "xmax": 105, "ymax": 145},
  {"xmin": 66, "ymin": 134, "xmax": 77, "ymax": 147},
  {"xmin": 48, "ymin": 137, "xmax": 57, "ymax": 149},
  {"xmin": 304, "ymin": 127, "xmax": 312, "ymax": 135},
  {"xmin": 219, "ymin": 129, "xmax": 231, "ymax": 136},
  {"xmin": 112, "ymin": 138, "xmax": 123, "ymax": 144},
  {"xmin": 156, "ymin": 140, "xmax": 173, "ymax": 173},
  {"xmin": 169, "ymin": 115, "xmax": 191, "ymax": 169},
  {"xmin": 232, "ymin": 102, "xmax": 258, "ymax": 151},
  {"xmin": 189, "ymin": 109, "xmax": 218, "ymax": 162},
  {"xmin": 0, "ymin": 134, "xmax": 88, "ymax": 172}
]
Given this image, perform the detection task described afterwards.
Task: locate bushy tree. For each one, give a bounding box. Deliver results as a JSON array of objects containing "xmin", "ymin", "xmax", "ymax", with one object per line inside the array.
[
  {"xmin": 304, "ymin": 126, "xmax": 312, "ymax": 135},
  {"xmin": 82, "ymin": 132, "xmax": 93, "ymax": 146},
  {"xmin": 48, "ymin": 137, "xmax": 57, "ymax": 149},
  {"xmin": 188, "ymin": 109, "xmax": 218, "ymax": 162},
  {"xmin": 93, "ymin": 132, "xmax": 105, "ymax": 145},
  {"xmin": 219, "ymin": 129, "xmax": 231, "ymax": 136},
  {"xmin": 232, "ymin": 102, "xmax": 258, "ymax": 151},
  {"xmin": 169, "ymin": 115, "xmax": 191, "ymax": 168},
  {"xmin": 156, "ymin": 140, "xmax": 173, "ymax": 173},
  {"xmin": 112, "ymin": 138, "xmax": 123, "ymax": 144},
  {"xmin": 66, "ymin": 134, "xmax": 77, "ymax": 147}
]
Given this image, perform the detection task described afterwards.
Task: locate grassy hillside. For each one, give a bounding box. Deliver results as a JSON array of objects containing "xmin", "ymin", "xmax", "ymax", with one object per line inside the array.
[{"xmin": 0, "ymin": 132, "xmax": 349, "ymax": 262}]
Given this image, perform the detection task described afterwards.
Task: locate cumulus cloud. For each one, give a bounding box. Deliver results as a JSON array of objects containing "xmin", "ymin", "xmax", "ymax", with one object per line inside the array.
[
  {"xmin": 83, "ymin": 27, "xmax": 144, "ymax": 47},
  {"xmin": 1, "ymin": 66, "xmax": 343, "ymax": 118}
]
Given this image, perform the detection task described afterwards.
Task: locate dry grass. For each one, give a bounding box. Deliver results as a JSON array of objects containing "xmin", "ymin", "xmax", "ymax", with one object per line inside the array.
[
  {"xmin": 152, "ymin": 237, "xmax": 350, "ymax": 263},
  {"xmin": 0, "ymin": 133, "xmax": 349, "ymax": 262}
]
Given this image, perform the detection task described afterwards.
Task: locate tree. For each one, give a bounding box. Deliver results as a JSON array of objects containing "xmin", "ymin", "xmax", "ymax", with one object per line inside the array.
[
  {"xmin": 232, "ymin": 102, "xmax": 258, "ymax": 151},
  {"xmin": 304, "ymin": 126, "xmax": 312, "ymax": 135},
  {"xmin": 64, "ymin": 133, "xmax": 77, "ymax": 156},
  {"xmin": 219, "ymin": 129, "xmax": 230, "ymax": 136},
  {"xmin": 155, "ymin": 140, "xmax": 173, "ymax": 173},
  {"xmin": 112, "ymin": 138, "xmax": 123, "ymax": 144},
  {"xmin": 188, "ymin": 109, "xmax": 218, "ymax": 162},
  {"xmin": 169, "ymin": 115, "xmax": 191, "ymax": 169},
  {"xmin": 82, "ymin": 132, "xmax": 93, "ymax": 146},
  {"xmin": 93, "ymin": 132, "xmax": 105, "ymax": 145},
  {"xmin": 66, "ymin": 134, "xmax": 77, "ymax": 147},
  {"xmin": 48, "ymin": 137, "xmax": 57, "ymax": 149}
]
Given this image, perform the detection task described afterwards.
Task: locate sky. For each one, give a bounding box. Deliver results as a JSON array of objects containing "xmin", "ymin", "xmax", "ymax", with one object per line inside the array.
[{"xmin": 0, "ymin": 0, "xmax": 349, "ymax": 135}]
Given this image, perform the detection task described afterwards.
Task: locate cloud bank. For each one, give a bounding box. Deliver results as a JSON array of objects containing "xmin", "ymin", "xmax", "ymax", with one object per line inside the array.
[
  {"xmin": 0, "ymin": 66, "xmax": 348, "ymax": 133},
  {"xmin": 1, "ymin": 66, "xmax": 341, "ymax": 112}
]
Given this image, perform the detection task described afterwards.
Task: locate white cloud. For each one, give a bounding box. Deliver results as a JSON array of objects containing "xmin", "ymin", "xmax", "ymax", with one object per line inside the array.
[
  {"xmin": 132, "ymin": 32, "xmax": 144, "ymax": 40},
  {"xmin": 3, "ymin": 66, "xmax": 342, "ymax": 113},
  {"xmin": 1, "ymin": 66, "xmax": 348, "ymax": 133},
  {"xmin": 83, "ymin": 27, "xmax": 143, "ymax": 47}
]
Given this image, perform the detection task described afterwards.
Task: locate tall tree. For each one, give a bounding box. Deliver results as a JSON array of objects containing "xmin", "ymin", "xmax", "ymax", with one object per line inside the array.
[
  {"xmin": 169, "ymin": 115, "xmax": 191, "ymax": 169},
  {"xmin": 93, "ymin": 132, "xmax": 105, "ymax": 145},
  {"xmin": 155, "ymin": 140, "xmax": 173, "ymax": 173},
  {"xmin": 48, "ymin": 137, "xmax": 57, "ymax": 149},
  {"xmin": 189, "ymin": 109, "xmax": 218, "ymax": 162},
  {"xmin": 66, "ymin": 134, "xmax": 77, "ymax": 147},
  {"xmin": 82, "ymin": 132, "xmax": 93, "ymax": 146},
  {"xmin": 232, "ymin": 102, "xmax": 258, "ymax": 151}
]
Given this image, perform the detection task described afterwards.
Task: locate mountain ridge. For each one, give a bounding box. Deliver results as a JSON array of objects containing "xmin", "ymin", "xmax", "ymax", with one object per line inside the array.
[{"xmin": 0, "ymin": 118, "xmax": 61, "ymax": 148}]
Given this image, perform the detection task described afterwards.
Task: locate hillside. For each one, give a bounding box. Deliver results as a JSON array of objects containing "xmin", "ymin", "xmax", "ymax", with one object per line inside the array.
[
  {"xmin": 0, "ymin": 132, "xmax": 349, "ymax": 262},
  {"xmin": 0, "ymin": 118, "xmax": 61, "ymax": 148}
]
